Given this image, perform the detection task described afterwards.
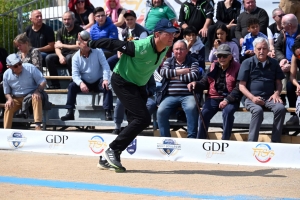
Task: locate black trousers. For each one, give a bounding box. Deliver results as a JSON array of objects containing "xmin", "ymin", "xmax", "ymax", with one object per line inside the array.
[{"xmin": 110, "ymin": 73, "xmax": 151, "ymax": 152}]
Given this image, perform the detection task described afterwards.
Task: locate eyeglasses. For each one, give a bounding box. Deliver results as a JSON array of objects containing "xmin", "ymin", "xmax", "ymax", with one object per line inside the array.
[
  {"xmin": 277, "ymin": 14, "xmax": 285, "ymax": 18},
  {"xmin": 217, "ymin": 54, "xmax": 229, "ymax": 59},
  {"xmin": 159, "ymin": 31, "xmax": 177, "ymax": 37},
  {"xmin": 95, "ymin": 14, "xmax": 106, "ymax": 18},
  {"xmin": 76, "ymin": 0, "xmax": 85, "ymax": 4},
  {"xmin": 12, "ymin": 62, "xmax": 22, "ymax": 68}
]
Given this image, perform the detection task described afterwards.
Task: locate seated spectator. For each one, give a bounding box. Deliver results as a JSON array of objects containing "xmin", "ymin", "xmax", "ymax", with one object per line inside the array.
[
  {"xmin": 235, "ymin": 0, "xmax": 269, "ymax": 47},
  {"xmin": 182, "ymin": 26, "xmax": 205, "ymax": 71},
  {"xmin": 144, "ymin": 0, "xmax": 177, "ymax": 33},
  {"xmin": 3, "ymin": 54, "xmax": 47, "ymax": 130},
  {"xmin": 14, "ymin": 33, "xmax": 42, "ymax": 71},
  {"xmin": 60, "ymin": 31, "xmax": 113, "ymax": 121},
  {"xmin": 0, "ymin": 48, "xmax": 8, "ymax": 118},
  {"xmin": 238, "ymin": 37, "xmax": 286, "ymax": 143},
  {"xmin": 156, "ymin": 40, "xmax": 199, "ymax": 138},
  {"xmin": 112, "ymin": 75, "xmax": 157, "ymax": 134},
  {"xmin": 46, "ymin": 11, "xmax": 82, "ymax": 89},
  {"xmin": 240, "ymin": 18, "xmax": 267, "ymax": 62},
  {"xmin": 68, "ymin": 0, "xmax": 95, "ymax": 31},
  {"xmin": 209, "ymin": 24, "xmax": 240, "ymax": 63},
  {"xmin": 105, "ymin": 0, "xmax": 126, "ymax": 29},
  {"xmin": 275, "ymin": 14, "xmax": 300, "ymax": 125},
  {"xmin": 25, "ymin": 10, "xmax": 55, "ymax": 66},
  {"xmin": 187, "ymin": 44, "xmax": 241, "ymax": 140}
]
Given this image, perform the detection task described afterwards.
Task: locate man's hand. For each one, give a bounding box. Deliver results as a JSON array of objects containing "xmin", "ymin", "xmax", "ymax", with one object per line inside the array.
[
  {"xmin": 268, "ymin": 93, "xmax": 283, "ymax": 103},
  {"xmin": 102, "ymin": 80, "xmax": 109, "ymax": 90},
  {"xmin": 219, "ymin": 100, "xmax": 228, "ymax": 109},
  {"xmin": 58, "ymin": 55, "xmax": 66, "ymax": 65},
  {"xmin": 245, "ymin": 50, "xmax": 254, "ymax": 56},
  {"xmin": 55, "ymin": 41, "xmax": 64, "ymax": 49},
  {"xmin": 187, "ymin": 81, "xmax": 196, "ymax": 92},
  {"xmin": 32, "ymin": 91, "xmax": 42, "ymax": 101},
  {"xmin": 80, "ymin": 82, "xmax": 89, "ymax": 93},
  {"xmin": 5, "ymin": 99, "xmax": 14, "ymax": 110},
  {"xmin": 251, "ymin": 96, "xmax": 265, "ymax": 106},
  {"xmin": 199, "ymin": 27, "xmax": 208, "ymax": 37},
  {"xmin": 178, "ymin": 68, "xmax": 191, "ymax": 75},
  {"xmin": 239, "ymin": 38, "xmax": 244, "ymax": 47}
]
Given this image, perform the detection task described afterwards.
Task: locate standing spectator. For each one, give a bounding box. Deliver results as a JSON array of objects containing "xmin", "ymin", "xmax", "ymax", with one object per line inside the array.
[
  {"xmin": 157, "ymin": 40, "xmax": 199, "ymax": 138},
  {"xmin": 144, "ymin": 0, "xmax": 177, "ymax": 32},
  {"xmin": 60, "ymin": 31, "xmax": 113, "ymax": 121},
  {"xmin": 68, "ymin": 0, "xmax": 95, "ymax": 31},
  {"xmin": 279, "ymin": 0, "xmax": 300, "ymax": 23},
  {"xmin": 188, "ymin": 44, "xmax": 241, "ymax": 140},
  {"xmin": 179, "ymin": 0, "xmax": 214, "ymax": 41},
  {"xmin": 25, "ymin": 10, "xmax": 55, "ymax": 65},
  {"xmin": 275, "ymin": 14, "xmax": 300, "ymax": 125},
  {"xmin": 14, "ymin": 33, "xmax": 42, "ymax": 72},
  {"xmin": 3, "ymin": 54, "xmax": 47, "ymax": 130},
  {"xmin": 105, "ymin": 0, "xmax": 126, "ymax": 28},
  {"xmin": 238, "ymin": 37, "xmax": 286, "ymax": 143},
  {"xmin": 46, "ymin": 11, "xmax": 82, "ymax": 89},
  {"xmin": 0, "ymin": 48, "xmax": 8, "ymax": 118},
  {"xmin": 209, "ymin": 24, "xmax": 240, "ymax": 63},
  {"xmin": 235, "ymin": 0, "xmax": 269, "ymax": 47}
]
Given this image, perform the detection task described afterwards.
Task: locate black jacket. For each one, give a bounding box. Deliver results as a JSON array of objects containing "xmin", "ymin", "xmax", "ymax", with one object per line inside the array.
[{"xmin": 215, "ymin": 0, "xmax": 241, "ymax": 25}]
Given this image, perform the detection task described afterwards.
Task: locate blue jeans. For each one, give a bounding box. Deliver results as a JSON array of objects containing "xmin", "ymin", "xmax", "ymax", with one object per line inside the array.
[
  {"xmin": 157, "ymin": 95, "xmax": 198, "ymax": 138},
  {"xmin": 198, "ymin": 98, "xmax": 239, "ymax": 140},
  {"xmin": 114, "ymin": 97, "xmax": 157, "ymax": 124}
]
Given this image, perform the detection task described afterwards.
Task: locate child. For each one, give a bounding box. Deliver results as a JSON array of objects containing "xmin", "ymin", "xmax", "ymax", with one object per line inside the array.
[{"xmin": 240, "ymin": 18, "xmax": 268, "ymax": 61}]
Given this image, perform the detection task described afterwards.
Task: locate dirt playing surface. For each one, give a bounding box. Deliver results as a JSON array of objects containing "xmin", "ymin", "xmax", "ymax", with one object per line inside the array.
[{"xmin": 0, "ymin": 150, "xmax": 300, "ymax": 199}]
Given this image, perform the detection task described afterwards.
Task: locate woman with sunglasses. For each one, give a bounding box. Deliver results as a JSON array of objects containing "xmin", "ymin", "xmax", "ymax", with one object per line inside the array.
[
  {"xmin": 68, "ymin": 0, "xmax": 95, "ymax": 31},
  {"xmin": 14, "ymin": 33, "xmax": 42, "ymax": 72},
  {"xmin": 188, "ymin": 44, "xmax": 242, "ymax": 140}
]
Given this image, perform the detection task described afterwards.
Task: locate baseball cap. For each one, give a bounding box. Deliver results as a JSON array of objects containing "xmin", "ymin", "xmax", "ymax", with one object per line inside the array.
[
  {"xmin": 154, "ymin": 18, "xmax": 179, "ymax": 33},
  {"xmin": 216, "ymin": 44, "xmax": 232, "ymax": 55},
  {"xmin": 6, "ymin": 53, "xmax": 21, "ymax": 66},
  {"xmin": 124, "ymin": 10, "xmax": 136, "ymax": 18}
]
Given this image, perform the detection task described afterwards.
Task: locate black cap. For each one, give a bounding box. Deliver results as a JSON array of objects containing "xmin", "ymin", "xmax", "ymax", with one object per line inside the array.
[{"xmin": 124, "ymin": 10, "xmax": 137, "ymax": 18}]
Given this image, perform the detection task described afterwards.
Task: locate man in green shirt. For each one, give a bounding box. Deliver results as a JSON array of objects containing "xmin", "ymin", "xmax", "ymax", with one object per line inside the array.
[{"xmin": 82, "ymin": 18, "xmax": 178, "ymax": 171}]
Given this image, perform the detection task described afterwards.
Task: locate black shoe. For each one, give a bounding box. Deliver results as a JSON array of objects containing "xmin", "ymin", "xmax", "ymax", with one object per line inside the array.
[
  {"xmin": 105, "ymin": 109, "xmax": 112, "ymax": 121},
  {"xmin": 104, "ymin": 148, "xmax": 123, "ymax": 169},
  {"xmin": 97, "ymin": 156, "xmax": 115, "ymax": 170},
  {"xmin": 61, "ymin": 110, "xmax": 74, "ymax": 121},
  {"xmin": 112, "ymin": 129, "xmax": 121, "ymax": 135}
]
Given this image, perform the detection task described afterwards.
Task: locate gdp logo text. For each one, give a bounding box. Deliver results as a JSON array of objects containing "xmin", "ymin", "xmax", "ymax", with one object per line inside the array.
[
  {"xmin": 7, "ymin": 132, "xmax": 27, "ymax": 149},
  {"xmin": 157, "ymin": 139, "xmax": 181, "ymax": 156},
  {"xmin": 252, "ymin": 143, "xmax": 275, "ymax": 163},
  {"xmin": 88, "ymin": 135, "xmax": 107, "ymax": 154}
]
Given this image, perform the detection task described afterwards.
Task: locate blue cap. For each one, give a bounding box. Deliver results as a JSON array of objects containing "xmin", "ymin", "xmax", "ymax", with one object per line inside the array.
[
  {"xmin": 6, "ymin": 53, "xmax": 21, "ymax": 66},
  {"xmin": 154, "ymin": 18, "xmax": 179, "ymax": 33}
]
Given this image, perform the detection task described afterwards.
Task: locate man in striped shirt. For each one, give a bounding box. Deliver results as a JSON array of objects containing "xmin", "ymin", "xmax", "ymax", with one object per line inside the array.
[{"xmin": 156, "ymin": 40, "xmax": 200, "ymax": 138}]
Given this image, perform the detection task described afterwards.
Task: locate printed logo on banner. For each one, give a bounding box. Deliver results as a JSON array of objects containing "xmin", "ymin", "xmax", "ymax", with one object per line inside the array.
[
  {"xmin": 202, "ymin": 142, "xmax": 229, "ymax": 158},
  {"xmin": 126, "ymin": 139, "xmax": 137, "ymax": 155},
  {"xmin": 7, "ymin": 131, "xmax": 27, "ymax": 149},
  {"xmin": 252, "ymin": 143, "xmax": 275, "ymax": 163},
  {"xmin": 157, "ymin": 139, "xmax": 181, "ymax": 156},
  {"xmin": 46, "ymin": 135, "xmax": 68, "ymax": 149},
  {"xmin": 88, "ymin": 135, "xmax": 107, "ymax": 154}
]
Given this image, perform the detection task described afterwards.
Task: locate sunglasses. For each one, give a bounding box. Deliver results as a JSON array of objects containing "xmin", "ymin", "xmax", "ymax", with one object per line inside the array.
[
  {"xmin": 12, "ymin": 62, "xmax": 22, "ymax": 68},
  {"xmin": 277, "ymin": 14, "xmax": 285, "ymax": 18},
  {"xmin": 217, "ymin": 54, "xmax": 229, "ymax": 59},
  {"xmin": 76, "ymin": 0, "xmax": 85, "ymax": 4}
]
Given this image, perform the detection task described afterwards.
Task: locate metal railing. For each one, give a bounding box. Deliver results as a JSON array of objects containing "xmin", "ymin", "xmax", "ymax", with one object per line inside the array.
[{"xmin": 0, "ymin": 0, "xmax": 67, "ymax": 53}]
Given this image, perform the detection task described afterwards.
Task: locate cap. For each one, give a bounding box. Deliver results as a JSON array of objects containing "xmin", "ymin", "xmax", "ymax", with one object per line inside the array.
[
  {"xmin": 6, "ymin": 53, "xmax": 21, "ymax": 66},
  {"xmin": 216, "ymin": 44, "xmax": 232, "ymax": 55},
  {"xmin": 124, "ymin": 10, "xmax": 136, "ymax": 18},
  {"xmin": 154, "ymin": 18, "xmax": 179, "ymax": 33}
]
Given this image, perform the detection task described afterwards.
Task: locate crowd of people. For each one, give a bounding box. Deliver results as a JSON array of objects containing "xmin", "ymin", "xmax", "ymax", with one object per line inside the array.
[{"xmin": 0, "ymin": 0, "xmax": 300, "ymax": 171}]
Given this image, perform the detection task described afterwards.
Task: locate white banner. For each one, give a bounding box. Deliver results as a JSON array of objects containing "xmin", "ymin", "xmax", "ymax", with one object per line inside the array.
[{"xmin": 1, "ymin": 129, "xmax": 300, "ymax": 168}]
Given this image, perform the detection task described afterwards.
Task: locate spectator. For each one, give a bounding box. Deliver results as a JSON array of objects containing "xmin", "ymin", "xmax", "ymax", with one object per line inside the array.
[
  {"xmin": 46, "ymin": 11, "xmax": 82, "ymax": 89},
  {"xmin": 279, "ymin": 0, "xmax": 300, "ymax": 23},
  {"xmin": 14, "ymin": 33, "xmax": 42, "ymax": 72},
  {"xmin": 240, "ymin": 18, "xmax": 267, "ymax": 61},
  {"xmin": 111, "ymin": 75, "xmax": 157, "ymax": 135},
  {"xmin": 179, "ymin": 0, "xmax": 214, "ymax": 41},
  {"xmin": 207, "ymin": 0, "xmax": 242, "ymax": 51},
  {"xmin": 187, "ymin": 44, "xmax": 241, "ymax": 140},
  {"xmin": 105, "ymin": 0, "xmax": 126, "ymax": 28},
  {"xmin": 68, "ymin": 0, "xmax": 95, "ymax": 31},
  {"xmin": 268, "ymin": 8, "xmax": 285, "ymax": 49},
  {"xmin": 182, "ymin": 26, "xmax": 205, "ymax": 71},
  {"xmin": 156, "ymin": 40, "xmax": 199, "ymax": 138},
  {"xmin": 25, "ymin": 10, "xmax": 55, "ymax": 65},
  {"xmin": 275, "ymin": 14, "xmax": 300, "ymax": 125},
  {"xmin": 235, "ymin": 0, "xmax": 269, "ymax": 47},
  {"xmin": 209, "ymin": 24, "xmax": 240, "ymax": 63},
  {"xmin": 60, "ymin": 31, "xmax": 113, "ymax": 121},
  {"xmin": 238, "ymin": 37, "xmax": 285, "ymax": 143},
  {"xmin": 3, "ymin": 54, "xmax": 47, "ymax": 130},
  {"xmin": 0, "ymin": 48, "xmax": 8, "ymax": 118},
  {"xmin": 290, "ymin": 39, "xmax": 300, "ymax": 100},
  {"xmin": 144, "ymin": 0, "xmax": 177, "ymax": 32}
]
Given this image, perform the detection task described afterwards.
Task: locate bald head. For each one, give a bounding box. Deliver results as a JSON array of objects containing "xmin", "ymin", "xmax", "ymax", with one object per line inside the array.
[
  {"xmin": 30, "ymin": 10, "xmax": 43, "ymax": 27},
  {"xmin": 282, "ymin": 14, "xmax": 298, "ymax": 26}
]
